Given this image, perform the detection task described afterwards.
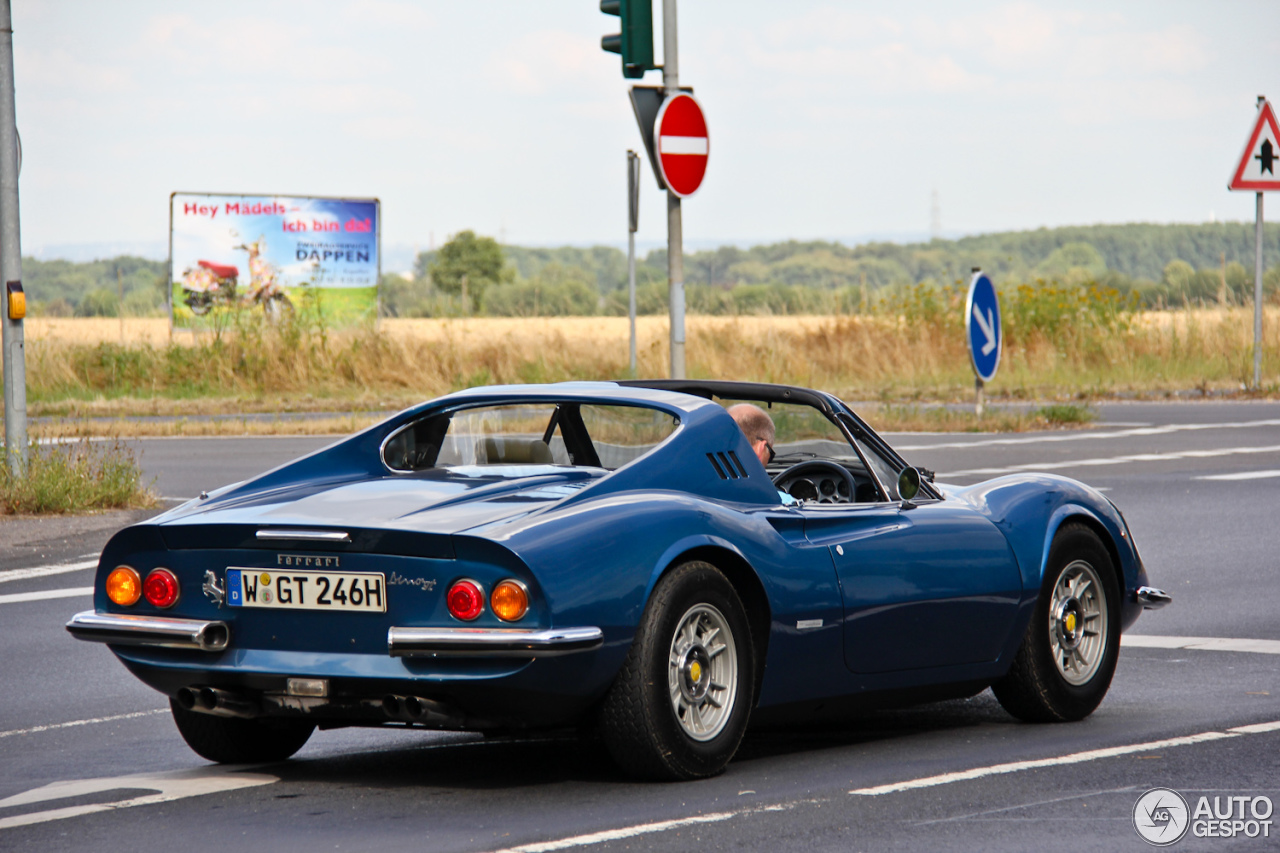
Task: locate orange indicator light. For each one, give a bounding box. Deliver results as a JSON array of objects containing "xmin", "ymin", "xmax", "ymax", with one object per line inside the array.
[
  {"xmin": 491, "ymin": 579, "xmax": 529, "ymax": 622},
  {"xmin": 106, "ymin": 566, "xmax": 142, "ymax": 606}
]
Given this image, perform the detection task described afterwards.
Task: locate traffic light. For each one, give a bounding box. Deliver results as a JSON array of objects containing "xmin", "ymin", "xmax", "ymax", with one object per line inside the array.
[{"xmin": 600, "ymin": 0, "xmax": 654, "ymax": 79}]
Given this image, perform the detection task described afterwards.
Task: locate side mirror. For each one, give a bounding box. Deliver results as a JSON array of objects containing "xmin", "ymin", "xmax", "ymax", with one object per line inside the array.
[{"xmin": 897, "ymin": 467, "xmax": 922, "ymax": 503}]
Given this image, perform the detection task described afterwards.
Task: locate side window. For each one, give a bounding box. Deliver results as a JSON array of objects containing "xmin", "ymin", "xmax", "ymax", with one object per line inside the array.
[
  {"xmin": 383, "ymin": 405, "xmax": 571, "ymax": 472},
  {"xmin": 578, "ymin": 404, "xmax": 679, "ymax": 469},
  {"xmin": 382, "ymin": 403, "xmax": 677, "ymax": 473}
]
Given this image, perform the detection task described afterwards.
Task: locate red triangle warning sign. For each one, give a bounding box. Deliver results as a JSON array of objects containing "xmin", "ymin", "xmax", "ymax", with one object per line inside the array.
[{"xmin": 1229, "ymin": 99, "xmax": 1280, "ymax": 191}]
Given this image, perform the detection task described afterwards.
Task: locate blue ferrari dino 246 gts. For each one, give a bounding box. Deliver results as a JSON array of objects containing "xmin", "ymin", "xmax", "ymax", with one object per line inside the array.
[{"xmin": 68, "ymin": 380, "xmax": 1170, "ymax": 779}]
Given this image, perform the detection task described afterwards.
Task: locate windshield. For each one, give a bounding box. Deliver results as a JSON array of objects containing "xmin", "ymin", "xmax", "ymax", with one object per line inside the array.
[{"xmin": 382, "ymin": 402, "xmax": 679, "ymax": 473}]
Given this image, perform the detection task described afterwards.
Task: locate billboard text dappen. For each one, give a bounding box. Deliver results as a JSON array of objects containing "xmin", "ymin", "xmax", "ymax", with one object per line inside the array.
[{"xmin": 169, "ymin": 192, "xmax": 380, "ymax": 329}]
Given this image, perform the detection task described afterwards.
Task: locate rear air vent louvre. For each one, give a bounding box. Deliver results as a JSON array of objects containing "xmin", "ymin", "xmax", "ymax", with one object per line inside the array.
[
  {"xmin": 707, "ymin": 452, "xmax": 729, "ymax": 479},
  {"xmin": 708, "ymin": 451, "xmax": 750, "ymax": 480}
]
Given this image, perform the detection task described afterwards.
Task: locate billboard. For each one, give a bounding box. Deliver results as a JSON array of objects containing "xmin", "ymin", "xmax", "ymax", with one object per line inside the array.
[{"xmin": 169, "ymin": 192, "xmax": 380, "ymax": 329}]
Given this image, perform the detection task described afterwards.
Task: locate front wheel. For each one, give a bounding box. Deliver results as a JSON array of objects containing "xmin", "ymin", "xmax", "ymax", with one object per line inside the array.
[
  {"xmin": 170, "ymin": 699, "xmax": 315, "ymax": 763},
  {"xmin": 184, "ymin": 291, "xmax": 212, "ymax": 315},
  {"xmin": 599, "ymin": 561, "xmax": 755, "ymax": 780},
  {"xmin": 993, "ymin": 523, "xmax": 1121, "ymax": 722}
]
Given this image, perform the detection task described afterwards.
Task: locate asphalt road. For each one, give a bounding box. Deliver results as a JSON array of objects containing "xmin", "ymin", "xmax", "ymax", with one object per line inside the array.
[{"xmin": 2, "ymin": 401, "xmax": 1278, "ymax": 852}]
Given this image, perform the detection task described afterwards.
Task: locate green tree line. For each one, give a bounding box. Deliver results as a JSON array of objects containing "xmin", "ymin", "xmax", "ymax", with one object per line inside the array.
[
  {"xmin": 20, "ymin": 221, "xmax": 1280, "ymax": 318},
  {"xmin": 22, "ymin": 256, "xmax": 168, "ymax": 317},
  {"xmin": 385, "ymin": 222, "xmax": 1279, "ymax": 317}
]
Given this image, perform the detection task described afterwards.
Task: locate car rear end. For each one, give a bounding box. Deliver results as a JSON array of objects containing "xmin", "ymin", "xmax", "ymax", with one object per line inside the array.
[{"xmin": 67, "ymin": 520, "xmax": 605, "ymax": 732}]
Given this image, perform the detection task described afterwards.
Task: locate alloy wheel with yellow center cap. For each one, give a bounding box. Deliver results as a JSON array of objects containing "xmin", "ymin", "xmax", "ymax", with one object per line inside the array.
[
  {"xmin": 667, "ymin": 603, "xmax": 738, "ymax": 742},
  {"xmin": 1049, "ymin": 560, "xmax": 1108, "ymax": 686}
]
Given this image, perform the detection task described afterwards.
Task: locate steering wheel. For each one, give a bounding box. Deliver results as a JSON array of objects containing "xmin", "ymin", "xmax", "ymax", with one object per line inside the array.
[{"xmin": 772, "ymin": 460, "xmax": 858, "ymax": 504}]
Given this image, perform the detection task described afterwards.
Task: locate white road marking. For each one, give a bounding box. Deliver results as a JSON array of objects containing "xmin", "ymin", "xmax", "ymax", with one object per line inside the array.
[
  {"xmin": 0, "ymin": 766, "xmax": 277, "ymax": 831},
  {"xmin": 939, "ymin": 443, "xmax": 1280, "ymax": 479},
  {"xmin": 913, "ymin": 786, "xmax": 1141, "ymax": 825},
  {"xmin": 1228, "ymin": 720, "xmax": 1280, "ymax": 734},
  {"xmin": 1194, "ymin": 469, "xmax": 1280, "ymax": 481},
  {"xmin": 489, "ymin": 717, "xmax": 1280, "ymax": 848},
  {"xmin": 1123, "ymin": 635, "xmax": 1280, "ymax": 654},
  {"xmin": 894, "ymin": 418, "xmax": 1280, "ymax": 452},
  {"xmin": 0, "ymin": 709, "xmax": 168, "ymax": 740},
  {"xmin": 0, "ymin": 558, "xmax": 98, "ymax": 584},
  {"xmin": 488, "ymin": 805, "xmax": 789, "ymax": 853},
  {"xmin": 0, "ymin": 587, "xmax": 92, "ymax": 605},
  {"xmin": 848, "ymin": 727, "xmax": 1270, "ymax": 796}
]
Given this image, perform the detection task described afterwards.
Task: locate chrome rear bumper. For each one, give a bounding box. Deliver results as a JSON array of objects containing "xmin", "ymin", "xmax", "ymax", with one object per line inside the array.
[
  {"xmin": 387, "ymin": 626, "xmax": 603, "ymax": 658},
  {"xmin": 1135, "ymin": 586, "xmax": 1173, "ymax": 611},
  {"xmin": 66, "ymin": 611, "xmax": 230, "ymax": 652}
]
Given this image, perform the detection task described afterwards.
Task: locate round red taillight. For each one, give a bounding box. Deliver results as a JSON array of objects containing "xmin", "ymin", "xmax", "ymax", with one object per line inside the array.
[
  {"xmin": 143, "ymin": 568, "xmax": 180, "ymax": 609},
  {"xmin": 446, "ymin": 579, "xmax": 484, "ymax": 621}
]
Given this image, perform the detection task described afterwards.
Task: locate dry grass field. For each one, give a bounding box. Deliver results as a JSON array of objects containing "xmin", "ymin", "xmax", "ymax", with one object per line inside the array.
[{"xmin": 13, "ymin": 307, "xmax": 1280, "ymax": 437}]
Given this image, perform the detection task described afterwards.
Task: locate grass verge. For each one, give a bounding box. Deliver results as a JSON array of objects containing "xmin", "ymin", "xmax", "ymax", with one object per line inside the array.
[
  {"xmin": 35, "ymin": 415, "xmax": 383, "ymax": 439},
  {"xmin": 862, "ymin": 403, "xmax": 1096, "ymax": 433},
  {"xmin": 0, "ymin": 440, "xmax": 157, "ymax": 514},
  {"xmin": 19, "ymin": 307, "xmax": 1280, "ymax": 417},
  {"xmin": 33, "ymin": 403, "xmax": 1098, "ymax": 440}
]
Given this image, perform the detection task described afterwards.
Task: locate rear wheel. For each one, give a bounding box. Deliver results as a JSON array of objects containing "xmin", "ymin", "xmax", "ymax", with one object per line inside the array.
[
  {"xmin": 262, "ymin": 293, "xmax": 294, "ymax": 324},
  {"xmin": 170, "ymin": 699, "xmax": 314, "ymax": 763},
  {"xmin": 599, "ymin": 561, "xmax": 755, "ymax": 780},
  {"xmin": 993, "ymin": 524, "xmax": 1120, "ymax": 722}
]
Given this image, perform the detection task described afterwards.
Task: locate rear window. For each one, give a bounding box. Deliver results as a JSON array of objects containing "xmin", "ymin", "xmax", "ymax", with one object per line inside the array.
[{"xmin": 382, "ymin": 402, "xmax": 679, "ymax": 473}]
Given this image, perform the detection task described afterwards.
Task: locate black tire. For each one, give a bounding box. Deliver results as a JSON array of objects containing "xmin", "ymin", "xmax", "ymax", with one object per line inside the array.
[
  {"xmin": 184, "ymin": 292, "xmax": 211, "ymax": 315},
  {"xmin": 599, "ymin": 561, "xmax": 756, "ymax": 780},
  {"xmin": 993, "ymin": 523, "xmax": 1121, "ymax": 722},
  {"xmin": 170, "ymin": 699, "xmax": 315, "ymax": 764}
]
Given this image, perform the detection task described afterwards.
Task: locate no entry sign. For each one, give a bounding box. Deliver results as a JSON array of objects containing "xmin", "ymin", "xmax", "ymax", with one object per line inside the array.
[{"xmin": 655, "ymin": 93, "xmax": 708, "ymax": 197}]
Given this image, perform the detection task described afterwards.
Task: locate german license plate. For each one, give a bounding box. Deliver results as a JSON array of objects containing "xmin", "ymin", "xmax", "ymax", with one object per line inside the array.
[{"xmin": 225, "ymin": 568, "xmax": 386, "ymax": 613}]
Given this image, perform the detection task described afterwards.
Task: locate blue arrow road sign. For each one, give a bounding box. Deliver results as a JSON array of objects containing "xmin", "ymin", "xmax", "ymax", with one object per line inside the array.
[{"xmin": 965, "ymin": 271, "xmax": 1001, "ymax": 382}]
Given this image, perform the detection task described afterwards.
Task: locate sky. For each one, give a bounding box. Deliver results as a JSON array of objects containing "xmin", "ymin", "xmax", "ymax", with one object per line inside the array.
[{"xmin": 12, "ymin": 0, "xmax": 1279, "ymax": 268}]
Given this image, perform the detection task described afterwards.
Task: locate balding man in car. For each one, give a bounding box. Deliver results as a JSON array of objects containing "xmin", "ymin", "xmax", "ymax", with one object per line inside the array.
[{"xmin": 727, "ymin": 403, "xmax": 777, "ymax": 468}]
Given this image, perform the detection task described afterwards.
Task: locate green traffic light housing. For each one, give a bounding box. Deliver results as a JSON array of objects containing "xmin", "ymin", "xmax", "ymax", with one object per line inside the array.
[{"xmin": 600, "ymin": 0, "xmax": 655, "ymax": 80}]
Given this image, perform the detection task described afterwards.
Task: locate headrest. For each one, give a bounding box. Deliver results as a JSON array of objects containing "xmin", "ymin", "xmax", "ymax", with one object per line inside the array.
[{"xmin": 478, "ymin": 437, "xmax": 554, "ymax": 464}]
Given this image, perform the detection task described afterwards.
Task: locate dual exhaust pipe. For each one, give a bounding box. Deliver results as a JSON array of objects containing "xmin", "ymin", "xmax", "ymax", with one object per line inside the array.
[
  {"xmin": 176, "ymin": 686, "xmax": 455, "ymax": 726},
  {"xmin": 382, "ymin": 694, "xmax": 453, "ymax": 725},
  {"xmin": 175, "ymin": 686, "xmax": 258, "ymax": 719}
]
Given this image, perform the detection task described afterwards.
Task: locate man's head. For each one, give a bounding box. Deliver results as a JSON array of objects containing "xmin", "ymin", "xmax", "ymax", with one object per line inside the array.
[{"xmin": 727, "ymin": 403, "xmax": 776, "ymax": 467}]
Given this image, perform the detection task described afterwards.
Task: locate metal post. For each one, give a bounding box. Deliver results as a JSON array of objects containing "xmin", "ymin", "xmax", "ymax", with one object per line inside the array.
[
  {"xmin": 627, "ymin": 150, "xmax": 639, "ymax": 377},
  {"xmin": 1255, "ymin": 191, "xmax": 1264, "ymax": 390},
  {"xmin": 975, "ymin": 377, "xmax": 984, "ymax": 418},
  {"xmin": 662, "ymin": 0, "xmax": 685, "ymax": 379},
  {"xmin": 0, "ymin": 0, "xmax": 25, "ymax": 473}
]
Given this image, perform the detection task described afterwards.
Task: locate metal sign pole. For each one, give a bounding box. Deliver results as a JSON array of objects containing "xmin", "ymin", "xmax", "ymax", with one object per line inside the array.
[
  {"xmin": 1255, "ymin": 191, "xmax": 1264, "ymax": 390},
  {"xmin": 662, "ymin": 0, "xmax": 685, "ymax": 379},
  {"xmin": 627, "ymin": 150, "xmax": 640, "ymax": 377},
  {"xmin": 0, "ymin": 0, "xmax": 26, "ymax": 474}
]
